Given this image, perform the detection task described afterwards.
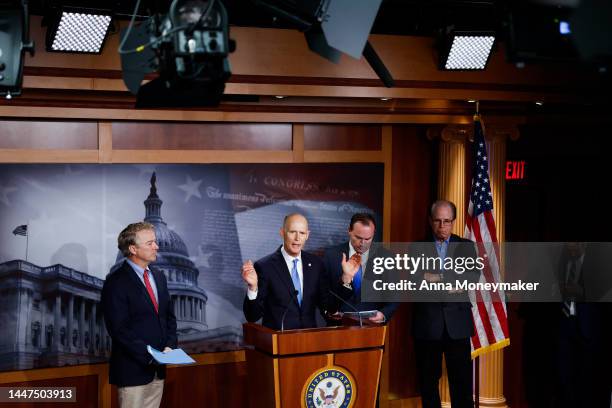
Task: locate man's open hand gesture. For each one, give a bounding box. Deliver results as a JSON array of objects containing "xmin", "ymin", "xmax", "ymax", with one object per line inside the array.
[{"xmin": 242, "ymin": 260, "xmax": 257, "ymax": 291}]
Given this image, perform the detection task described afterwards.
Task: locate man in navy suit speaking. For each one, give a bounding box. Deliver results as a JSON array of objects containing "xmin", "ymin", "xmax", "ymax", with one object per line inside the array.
[
  {"xmin": 242, "ymin": 213, "xmax": 331, "ymax": 330},
  {"xmin": 102, "ymin": 222, "xmax": 177, "ymax": 408}
]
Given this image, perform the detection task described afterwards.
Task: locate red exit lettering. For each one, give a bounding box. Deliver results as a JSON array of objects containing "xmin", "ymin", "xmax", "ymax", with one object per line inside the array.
[{"xmin": 505, "ymin": 161, "xmax": 526, "ymax": 180}]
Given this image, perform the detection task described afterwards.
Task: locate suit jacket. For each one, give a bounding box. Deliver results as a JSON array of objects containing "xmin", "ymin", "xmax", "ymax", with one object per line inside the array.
[
  {"xmin": 555, "ymin": 244, "xmax": 608, "ymax": 340},
  {"xmin": 243, "ymin": 247, "xmax": 330, "ymax": 330},
  {"xmin": 411, "ymin": 234, "xmax": 481, "ymax": 340},
  {"xmin": 101, "ymin": 261, "xmax": 177, "ymax": 387},
  {"xmin": 323, "ymin": 242, "xmax": 399, "ymax": 321}
]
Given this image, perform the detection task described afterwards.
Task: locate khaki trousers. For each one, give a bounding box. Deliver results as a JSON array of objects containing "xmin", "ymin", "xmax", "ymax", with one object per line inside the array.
[{"xmin": 118, "ymin": 376, "xmax": 164, "ymax": 408}]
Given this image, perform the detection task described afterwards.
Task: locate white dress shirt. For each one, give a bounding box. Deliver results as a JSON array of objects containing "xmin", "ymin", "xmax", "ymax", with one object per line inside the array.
[
  {"xmin": 247, "ymin": 246, "xmax": 303, "ymax": 300},
  {"xmin": 126, "ymin": 258, "xmax": 158, "ymax": 303}
]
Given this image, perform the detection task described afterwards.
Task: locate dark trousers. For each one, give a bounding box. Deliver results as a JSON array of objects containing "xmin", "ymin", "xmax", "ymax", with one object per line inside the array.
[
  {"xmin": 555, "ymin": 315, "xmax": 611, "ymax": 408},
  {"xmin": 415, "ymin": 333, "xmax": 473, "ymax": 408}
]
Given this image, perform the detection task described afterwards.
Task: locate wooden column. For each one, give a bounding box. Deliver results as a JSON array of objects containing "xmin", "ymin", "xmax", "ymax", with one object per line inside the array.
[{"xmin": 436, "ymin": 125, "xmax": 468, "ymax": 234}]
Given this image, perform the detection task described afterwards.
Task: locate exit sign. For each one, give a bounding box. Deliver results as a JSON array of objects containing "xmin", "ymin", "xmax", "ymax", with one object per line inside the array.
[{"xmin": 506, "ymin": 161, "xmax": 526, "ymax": 180}]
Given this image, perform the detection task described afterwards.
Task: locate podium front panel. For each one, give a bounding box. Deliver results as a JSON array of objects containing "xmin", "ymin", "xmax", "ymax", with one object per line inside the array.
[
  {"xmin": 278, "ymin": 354, "xmax": 328, "ymax": 407},
  {"xmin": 243, "ymin": 323, "xmax": 386, "ymax": 408},
  {"xmin": 333, "ymin": 349, "xmax": 383, "ymax": 408}
]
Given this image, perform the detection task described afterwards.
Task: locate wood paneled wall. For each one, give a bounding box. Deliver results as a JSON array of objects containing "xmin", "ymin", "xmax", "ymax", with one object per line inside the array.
[
  {"xmin": 111, "ymin": 123, "xmax": 293, "ymax": 151},
  {"xmin": 387, "ymin": 126, "xmax": 435, "ymax": 401},
  {"xmin": 0, "ymin": 120, "xmax": 98, "ymax": 149}
]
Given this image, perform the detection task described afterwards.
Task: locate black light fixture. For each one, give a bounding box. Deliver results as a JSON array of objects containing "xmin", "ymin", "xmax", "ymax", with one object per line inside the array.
[
  {"xmin": 45, "ymin": 7, "xmax": 112, "ymax": 53},
  {"xmin": 255, "ymin": 0, "xmax": 381, "ymax": 62},
  {"xmin": 119, "ymin": 0, "xmax": 236, "ymax": 107},
  {"xmin": 0, "ymin": 0, "xmax": 35, "ymax": 99},
  {"xmin": 253, "ymin": 0, "xmax": 394, "ymax": 87},
  {"xmin": 439, "ymin": 30, "xmax": 496, "ymax": 70}
]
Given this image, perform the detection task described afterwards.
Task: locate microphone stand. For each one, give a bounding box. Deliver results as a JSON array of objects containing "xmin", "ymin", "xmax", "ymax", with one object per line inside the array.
[
  {"xmin": 280, "ymin": 290, "xmax": 299, "ymax": 332},
  {"xmin": 329, "ymin": 290, "xmax": 363, "ymax": 328}
]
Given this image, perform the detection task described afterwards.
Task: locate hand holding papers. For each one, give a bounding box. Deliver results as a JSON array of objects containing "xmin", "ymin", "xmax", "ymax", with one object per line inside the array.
[
  {"xmin": 147, "ymin": 345, "xmax": 195, "ymax": 365},
  {"xmin": 342, "ymin": 310, "xmax": 378, "ymax": 319}
]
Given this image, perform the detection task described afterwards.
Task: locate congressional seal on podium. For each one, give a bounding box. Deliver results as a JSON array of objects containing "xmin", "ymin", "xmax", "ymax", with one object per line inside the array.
[{"xmin": 302, "ymin": 366, "xmax": 355, "ymax": 408}]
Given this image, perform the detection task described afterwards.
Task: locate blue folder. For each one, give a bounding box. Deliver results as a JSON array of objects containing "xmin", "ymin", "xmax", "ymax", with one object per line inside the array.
[{"xmin": 147, "ymin": 345, "xmax": 196, "ymax": 365}]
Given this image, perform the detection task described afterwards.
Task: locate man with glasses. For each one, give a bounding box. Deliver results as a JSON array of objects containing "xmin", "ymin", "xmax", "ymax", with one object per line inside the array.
[
  {"xmin": 323, "ymin": 213, "xmax": 398, "ymax": 324},
  {"xmin": 412, "ymin": 200, "xmax": 480, "ymax": 408},
  {"xmin": 101, "ymin": 222, "xmax": 177, "ymax": 408}
]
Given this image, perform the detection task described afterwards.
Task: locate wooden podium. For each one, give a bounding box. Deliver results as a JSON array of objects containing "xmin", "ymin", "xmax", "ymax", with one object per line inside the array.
[{"xmin": 243, "ymin": 323, "xmax": 386, "ymax": 408}]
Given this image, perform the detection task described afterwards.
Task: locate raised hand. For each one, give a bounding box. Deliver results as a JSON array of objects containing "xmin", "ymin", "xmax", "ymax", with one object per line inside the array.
[
  {"xmin": 241, "ymin": 260, "xmax": 258, "ymax": 291},
  {"xmin": 341, "ymin": 253, "xmax": 361, "ymax": 284}
]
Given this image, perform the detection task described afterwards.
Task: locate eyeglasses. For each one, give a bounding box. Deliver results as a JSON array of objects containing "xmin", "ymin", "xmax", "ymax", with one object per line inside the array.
[{"xmin": 432, "ymin": 218, "xmax": 454, "ymax": 226}]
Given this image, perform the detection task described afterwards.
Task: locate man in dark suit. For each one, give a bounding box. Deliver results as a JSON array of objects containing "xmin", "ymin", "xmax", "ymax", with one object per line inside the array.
[
  {"xmin": 554, "ymin": 242, "xmax": 611, "ymax": 408},
  {"xmin": 412, "ymin": 200, "xmax": 480, "ymax": 408},
  {"xmin": 323, "ymin": 212, "xmax": 398, "ymax": 323},
  {"xmin": 242, "ymin": 213, "xmax": 331, "ymax": 330},
  {"xmin": 101, "ymin": 222, "xmax": 177, "ymax": 408}
]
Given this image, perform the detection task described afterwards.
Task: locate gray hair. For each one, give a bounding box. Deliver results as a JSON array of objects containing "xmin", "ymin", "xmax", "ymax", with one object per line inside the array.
[{"xmin": 430, "ymin": 200, "xmax": 457, "ymax": 220}]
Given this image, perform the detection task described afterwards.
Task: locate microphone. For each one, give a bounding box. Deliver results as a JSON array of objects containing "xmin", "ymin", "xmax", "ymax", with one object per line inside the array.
[
  {"xmin": 328, "ymin": 289, "xmax": 363, "ymax": 328},
  {"xmin": 280, "ymin": 290, "xmax": 299, "ymax": 332}
]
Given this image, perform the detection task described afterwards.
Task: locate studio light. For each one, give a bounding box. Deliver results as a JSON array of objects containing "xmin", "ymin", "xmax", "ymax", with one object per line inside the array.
[
  {"xmin": 440, "ymin": 31, "xmax": 496, "ymax": 70},
  {"xmin": 0, "ymin": 0, "xmax": 35, "ymax": 98},
  {"xmin": 119, "ymin": 0, "xmax": 236, "ymax": 107},
  {"xmin": 46, "ymin": 8, "xmax": 112, "ymax": 53},
  {"xmin": 254, "ymin": 0, "xmax": 394, "ymax": 87},
  {"xmin": 255, "ymin": 0, "xmax": 382, "ymax": 62}
]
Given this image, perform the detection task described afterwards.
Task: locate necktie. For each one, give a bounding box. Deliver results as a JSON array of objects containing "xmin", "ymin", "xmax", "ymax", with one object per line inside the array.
[
  {"xmin": 351, "ymin": 253, "xmax": 362, "ymax": 292},
  {"xmin": 353, "ymin": 265, "xmax": 363, "ymax": 293},
  {"xmin": 291, "ymin": 258, "xmax": 302, "ymax": 306},
  {"xmin": 144, "ymin": 269, "xmax": 159, "ymax": 314}
]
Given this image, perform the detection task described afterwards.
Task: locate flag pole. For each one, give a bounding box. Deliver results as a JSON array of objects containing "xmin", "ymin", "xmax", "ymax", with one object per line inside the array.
[
  {"xmin": 25, "ymin": 221, "xmax": 29, "ymax": 262},
  {"xmin": 473, "ymin": 102, "xmax": 480, "ymax": 408},
  {"xmin": 475, "ymin": 356, "xmax": 480, "ymax": 408}
]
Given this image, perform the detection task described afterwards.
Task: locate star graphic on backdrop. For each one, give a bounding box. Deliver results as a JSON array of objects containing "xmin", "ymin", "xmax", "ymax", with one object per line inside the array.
[
  {"xmin": 194, "ymin": 245, "xmax": 214, "ymax": 268},
  {"xmin": 178, "ymin": 175, "xmax": 203, "ymax": 202},
  {"xmin": 0, "ymin": 184, "xmax": 17, "ymax": 206}
]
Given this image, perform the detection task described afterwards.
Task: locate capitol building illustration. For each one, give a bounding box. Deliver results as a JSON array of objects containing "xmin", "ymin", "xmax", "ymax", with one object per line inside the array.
[{"xmin": 0, "ymin": 173, "xmax": 241, "ymax": 371}]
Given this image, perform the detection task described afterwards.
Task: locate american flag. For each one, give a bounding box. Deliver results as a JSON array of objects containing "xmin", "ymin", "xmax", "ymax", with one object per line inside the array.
[
  {"xmin": 12, "ymin": 224, "xmax": 28, "ymax": 236},
  {"xmin": 464, "ymin": 116, "xmax": 510, "ymax": 357}
]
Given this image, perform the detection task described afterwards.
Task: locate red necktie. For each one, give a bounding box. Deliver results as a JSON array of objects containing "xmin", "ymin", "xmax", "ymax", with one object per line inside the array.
[{"xmin": 144, "ymin": 269, "xmax": 159, "ymax": 314}]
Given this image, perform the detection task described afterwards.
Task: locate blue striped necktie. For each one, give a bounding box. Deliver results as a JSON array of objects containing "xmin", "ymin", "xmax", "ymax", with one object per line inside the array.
[{"xmin": 291, "ymin": 258, "xmax": 302, "ymax": 306}]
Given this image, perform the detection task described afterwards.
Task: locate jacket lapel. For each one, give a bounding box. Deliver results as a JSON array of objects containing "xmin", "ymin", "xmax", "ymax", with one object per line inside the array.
[
  {"xmin": 123, "ymin": 261, "xmax": 160, "ymax": 316},
  {"xmin": 271, "ymin": 248, "xmax": 299, "ymax": 305},
  {"xmin": 301, "ymin": 252, "xmax": 315, "ymax": 306},
  {"xmin": 448, "ymin": 234, "xmax": 463, "ymax": 259},
  {"xmin": 343, "ymin": 243, "xmax": 351, "ymax": 261},
  {"xmin": 150, "ymin": 267, "xmax": 165, "ymax": 314}
]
